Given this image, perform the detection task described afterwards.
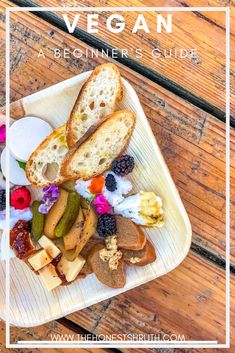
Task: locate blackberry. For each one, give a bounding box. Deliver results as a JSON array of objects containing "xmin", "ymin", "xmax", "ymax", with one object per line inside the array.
[
  {"xmin": 97, "ymin": 214, "xmax": 117, "ymax": 237},
  {"xmin": 0, "ymin": 189, "xmax": 6, "ymax": 211},
  {"xmin": 111, "ymin": 155, "xmax": 135, "ymax": 176},
  {"xmin": 105, "ymin": 173, "xmax": 117, "ymax": 192}
]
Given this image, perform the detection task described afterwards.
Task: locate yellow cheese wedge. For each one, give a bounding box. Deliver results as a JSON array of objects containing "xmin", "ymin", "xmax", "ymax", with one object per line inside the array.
[
  {"xmin": 38, "ymin": 263, "xmax": 62, "ymax": 291},
  {"xmin": 28, "ymin": 249, "xmax": 52, "ymax": 271},
  {"xmin": 38, "ymin": 235, "xmax": 61, "ymax": 258},
  {"xmin": 57, "ymin": 255, "xmax": 86, "ymax": 282}
]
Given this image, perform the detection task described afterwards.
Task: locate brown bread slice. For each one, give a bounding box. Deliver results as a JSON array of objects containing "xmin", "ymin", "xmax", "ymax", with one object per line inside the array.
[
  {"xmin": 88, "ymin": 243, "xmax": 126, "ymax": 288},
  {"xmin": 122, "ymin": 240, "xmax": 157, "ymax": 266},
  {"xmin": 66, "ymin": 63, "xmax": 123, "ymax": 148},
  {"xmin": 61, "ymin": 110, "xmax": 136, "ymax": 180},
  {"xmin": 116, "ymin": 215, "xmax": 146, "ymax": 250},
  {"xmin": 79, "ymin": 238, "xmax": 105, "ymax": 277}
]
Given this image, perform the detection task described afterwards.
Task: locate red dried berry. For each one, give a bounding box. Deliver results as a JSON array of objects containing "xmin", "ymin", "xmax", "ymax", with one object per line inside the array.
[{"xmin": 10, "ymin": 187, "xmax": 31, "ymax": 210}]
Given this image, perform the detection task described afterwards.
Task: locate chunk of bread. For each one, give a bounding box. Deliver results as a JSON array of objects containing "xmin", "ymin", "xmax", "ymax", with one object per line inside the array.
[
  {"xmin": 26, "ymin": 124, "xmax": 68, "ymax": 186},
  {"xmin": 88, "ymin": 243, "xmax": 126, "ymax": 288},
  {"xmin": 121, "ymin": 240, "xmax": 156, "ymax": 266},
  {"xmin": 66, "ymin": 63, "xmax": 123, "ymax": 147},
  {"xmin": 116, "ymin": 215, "xmax": 146, "ymax": 250},
  {"xmin": 61, "ymin": 110, "xmax": 136, "ymax": 180}
]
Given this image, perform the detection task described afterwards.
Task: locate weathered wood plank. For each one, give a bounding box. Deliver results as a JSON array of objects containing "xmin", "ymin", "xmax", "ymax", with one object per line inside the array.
[
  {"xmin": 67, "ymin": 252, "xmax": 234, "ymax": 349},
  {"xmin": 0, "ymin": 319, "xmax": 113, "ymax": 351},
  {"xmin": 0, "ymin": 2, "xmax": 234, "ymax": 264},
  {"xmin": 16, "ymin": 0, "xmax": 235, "ymax": 117}
]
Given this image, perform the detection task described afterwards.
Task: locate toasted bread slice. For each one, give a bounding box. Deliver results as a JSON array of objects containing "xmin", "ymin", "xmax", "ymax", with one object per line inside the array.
[
  {"xmin": 116, "ymin": 215, "xmax": 146, "ymax": 250},
  {"xmin": 66, "ymin": 63, "xmax": 123, "ymax": 147},
  {"xmin": 61, "ymin": 110, "xmax": 136, "ymax": 180},
  {"xmin": 26, "ymin": 124, "xmax": 68, "ymax": 186},
  {"xmin": 79, "ymin": 238, "xmax": 105, "ymax": 277},
  {"xmin": 88, "ymin": 243, "xmax": 126, "ymax": 288},
  {"xmin": 122, "ymin": 240, "xmax": 156, "ymax": 266}
]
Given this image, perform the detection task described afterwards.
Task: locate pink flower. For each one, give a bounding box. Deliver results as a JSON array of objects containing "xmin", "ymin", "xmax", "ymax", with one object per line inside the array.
[
  {"xmin": 93, "ymin": 194, "xmax": 111, "ymax": 215},
  {"xmin": 0, "ymin": 124, "xmax": 6, "ymax": 143}
]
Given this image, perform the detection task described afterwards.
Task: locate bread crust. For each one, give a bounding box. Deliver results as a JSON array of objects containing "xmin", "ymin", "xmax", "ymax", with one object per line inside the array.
[
  {"xmin": 66, "ymin": 63, "xmax": 123, "ymax": 148},
  {"xmin": 25, "ymin": 124, "xmax": 68, "ymax": 187},
  {"xmin": 61, "ymin": 110, "xmax": 136, "ymax": 180}
]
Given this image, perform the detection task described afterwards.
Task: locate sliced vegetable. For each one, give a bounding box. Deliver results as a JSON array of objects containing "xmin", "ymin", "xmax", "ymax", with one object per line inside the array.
[
  {"xmin": 31, "ymin": 200, "xmax": 45, "ymax": 241},
  {"xmin": 54, "ymin": 192, "xmax": 81, "ymax": 238},
  {"xmin": 63, "ymin": 208, "xmax": 84, "ymax": 251},
  {"xmin": 54, "ymin": 239, "xmax": 77, "ymax": 262},
  {"xmin": 44, "ymin": 188, "xmax": 68, "ymax": 239},
  {"xmin": 75, "ymin": 206, "xmax": 97, "ymax": 255}
]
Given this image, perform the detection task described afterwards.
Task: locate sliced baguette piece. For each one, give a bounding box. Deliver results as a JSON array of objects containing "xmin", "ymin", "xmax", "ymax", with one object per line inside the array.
[
  {"xmin": 116, "ymin": 215, "xmax": 146, "ymax": 250},
  {"xmin": 66, "ymin": 63, "xmax": 123, "ymax": 147},
  {"xmin": 26, "ymin": 124, "xmax": 68, "ymax": 186},
  {"xmin": 88, "ymin": 243, "xmax": 126, "ymax": 288},
  {"xmin": 61, "ymin": 110, "xmax": 136, "ymax": 180},
  {"xmin": 122, "ymin": 240, "xmax": 156, "ymax": 266}
]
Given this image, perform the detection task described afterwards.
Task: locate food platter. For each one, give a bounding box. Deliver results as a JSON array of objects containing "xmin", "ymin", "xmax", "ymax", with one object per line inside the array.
[{"xmin": 0, "ymin": 69, "xmax": 192, "ymax": 327}]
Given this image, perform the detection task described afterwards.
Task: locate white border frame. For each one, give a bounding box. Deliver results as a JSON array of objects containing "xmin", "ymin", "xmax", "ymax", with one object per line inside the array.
[{"xmin": 5, "ymin": 6, "xmax": 230, "ymax": 349}]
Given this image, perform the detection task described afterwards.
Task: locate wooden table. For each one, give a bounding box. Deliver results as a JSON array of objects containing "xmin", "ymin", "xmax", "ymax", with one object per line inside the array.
[{"xmin": 0, "ymin": 0, "xmax": 235, "ymax": 352}]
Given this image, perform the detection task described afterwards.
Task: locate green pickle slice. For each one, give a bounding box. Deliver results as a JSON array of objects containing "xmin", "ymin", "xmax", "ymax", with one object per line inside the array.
[{"xmin": 54, "ymin": 191, "xmax": 80, "ymax": 238}]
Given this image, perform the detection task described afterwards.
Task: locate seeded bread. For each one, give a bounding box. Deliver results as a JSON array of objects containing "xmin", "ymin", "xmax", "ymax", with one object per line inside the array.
[
  {"xmin": 61, "ymin": 110, "xmax": 136, "ymax": 180},
  {"xmin": 88, "ymin": 243, "xmax": 126, "ymax": 288},
  {"xmin": 122, "ymin": 240, "xmax": 156, "ymax": 266},
  {"xmin": 26, "ymin": 124, "xmax": 68, "ymax": 187},
  {"xmin": 66, "ymin": 63, "xmax": 123, "ymax": 147},
  {"xmin": 116, "ymin": 215, "xmax": 146, "ymax": 250}
]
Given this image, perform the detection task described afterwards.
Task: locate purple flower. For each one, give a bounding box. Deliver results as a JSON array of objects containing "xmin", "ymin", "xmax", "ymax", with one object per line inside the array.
[
  {"xmin": 0, "ymin": 124, "xmax": 6, "ymax": 143},
  {"xmin": 39, "ymin": 184, "xmax": 59, "ymax": 214}
]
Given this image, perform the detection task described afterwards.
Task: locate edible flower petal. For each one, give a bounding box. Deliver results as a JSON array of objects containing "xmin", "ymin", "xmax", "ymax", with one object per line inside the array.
[
  {"xmin": 39, "ymin": 184, "xmax": 59, "ymax": 214},
  {"xmin": 93, "ymin": 194, "xmax": 111, "ymax": 215},
  {"xmin": 0, "ymin": 124, "xmax": 6, "ymax": 143},
  {"xmin": 114, "ymin": 191, "xmax": 164, "ymax": 227},
  {"xmin": 88, "ymin": 176, "xmax": 105, "ymax": 194}
]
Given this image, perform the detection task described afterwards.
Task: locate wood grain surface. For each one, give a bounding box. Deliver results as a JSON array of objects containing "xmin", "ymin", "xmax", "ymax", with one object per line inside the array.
[
  {"xmin": 0, "ymin": 1, "xmax": 234, "ymax": 265},
  {"xmin": 0, "ymin": 1, "xmax": 234, "ymax": 352},
  {"xmin": 67, "ymin": 251, "xmax": 235, "ymax": 349},
  {"xmin": 0, "ymin": 320, "xmax": 114, "ymax": 352},
  {"xmin": 13, "ymin": 0, "xmax": 235, "ymax": 118}
]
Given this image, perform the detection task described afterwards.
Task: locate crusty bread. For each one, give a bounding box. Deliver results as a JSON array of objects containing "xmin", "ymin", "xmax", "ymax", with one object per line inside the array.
[
  {"xmin": 61, "ymin": 110, "xmax": 136, "ymax": 180},
  {"xmin": 66, "ymin": 63, "xmax": 123, "ymax": 147},
  {"xmin": 122, "ymin": 240, "xmax": 156, "ymax": 266},
  {"xmin": 116, "ymin": 215, "xmax": 146, "ymax": 250},
  {"xmin": 26, "ymin": 124, "xmax": 68, "ymax": 187},
  {"xmin": 88, "ymin": 243, "xmax": 126, "ymax": 288}
]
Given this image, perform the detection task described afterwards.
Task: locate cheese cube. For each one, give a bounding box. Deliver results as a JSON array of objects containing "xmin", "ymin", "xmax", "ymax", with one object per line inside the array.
[
  {"xmin": 39, "ymin": 264, "xmax": 62, "ymax": 291},
  {"xmin": 38, "ymin": 235, "xmax": 61, "ymax": 258},
  {"xmin": 57, "ymin": 255, "xmax": 86, "ymax": 282},
  {"xmin": 28, "ymin": 249, "xmax": 52, "ymax": 271}
]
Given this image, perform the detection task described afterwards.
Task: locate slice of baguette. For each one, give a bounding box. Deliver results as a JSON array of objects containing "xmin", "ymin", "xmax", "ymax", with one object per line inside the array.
[
  {"xmin": 26, "ymin": 124, "xmax": 68, "ymax": 187},
  {"xmin": 66, "ymin": 63, "xmax": 123, "ymax": 147},
  {"xmin": 61, "ymin": 110, "xmax": 136, "ymax": 180}
]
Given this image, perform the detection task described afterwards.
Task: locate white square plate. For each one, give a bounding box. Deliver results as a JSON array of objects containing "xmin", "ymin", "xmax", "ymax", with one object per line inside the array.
[{"xmin": 0, "ymin": 71, "xmax": 191, "ymax": 327}]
